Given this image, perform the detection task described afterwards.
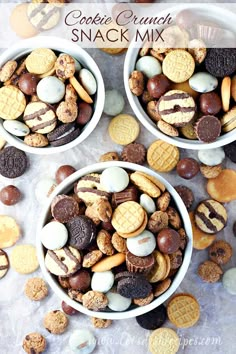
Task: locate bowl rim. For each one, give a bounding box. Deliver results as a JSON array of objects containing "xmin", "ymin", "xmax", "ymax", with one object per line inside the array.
[
  {"xmin": 0, "ymin": 36, "xmax": 105, "ymax": 155},
  {"xmin": 36, "ymin": 161, "xmax": 193, "ymax": 320},
  {"xmin": 124, "ymin": 3, "xmax": 236, "ymax": 150}
]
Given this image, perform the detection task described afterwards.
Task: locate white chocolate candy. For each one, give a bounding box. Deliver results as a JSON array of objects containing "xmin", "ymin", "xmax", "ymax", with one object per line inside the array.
[
  {"xmin": 69, "ymin": 330, "xmax": 96, "ymax": 354},
  {"xmin": 106, "ymin": 291, "xmax": 131, "ymax": 312},
  {"xmin": 222, "ymin": 268, "xmax": 236, "ymax": 295},
  {"xmin": 3, "ymin": 120, "xmax": 29, "ymax": 137},
  {"xmin": 79, "ymin": 68, "xmax": 97, "ymax": 95},
  {"xmin": 104, "ymin": 89, "xmax": 125, "ymax": 116},
  {"xmin": 37, "ymin": 76, "xmax": 65, "ymax": 104},
  {"xmin": 189, "ymin": 72, "xmax": 218, "ymax": 93},
  {"xmin": 91, "ymin": 271, "xmax": 114, "ymax": 292},
  {"xmin": 198, "ymin": 148, "xmax": 225, "ymax": 166},
  {"xmin": 35, "ymin": 178, "xmax": 57, "ymax": 204},
  {"xmin": 136, "ymin": 56, "xmax": 162, "ymax": 78},
  {"xmin": 127, "ymin": 230, "xmax": 156, "ymax": 257},
  {"xmin": 101, "ymin": 167, "xmax": 129, "ymax": 193},
  {"xmin": 41, "ymin": 221, "xmax": 68, "ymax": 250},
  {"xmin": 140, "ymin": 194, "xmax": 156, "ymax": 214}
]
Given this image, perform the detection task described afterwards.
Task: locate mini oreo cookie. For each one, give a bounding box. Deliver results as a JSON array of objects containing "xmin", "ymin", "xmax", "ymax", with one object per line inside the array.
[
  {"xmin": 0, "ymin": 146, "xmax": 28, "ymax": 178},
  {"xmin": 136, "ymin": 304, "xmax": 167, "ymax": 330},
  {"xmin": 175, "ymin": 185, "xmax": 194, "ymax": 210},
  {"xmin": 67, "ymin": 215, "xmax": 97, "ymax": 250},
  {"xmin": 47, "ymin": 123, "xmax": 80, "ymax": 147},
  {"xmin": 117, "ymin": 275, "xmax": 152, "ymax": 299},
  {"xmin": 205, "ymin": 48, "xmax": 236, "ymax": 78},
  {"xmin": 51, "ymin": 195, "xmax": 79, "ymax": 223},
  {"xmin": 195, "ymin": 115, "xmax": 221, "ymax": 143},
  {"xmin": 224, "ymin": 141, "xmax": 236, "ymax": 163}
]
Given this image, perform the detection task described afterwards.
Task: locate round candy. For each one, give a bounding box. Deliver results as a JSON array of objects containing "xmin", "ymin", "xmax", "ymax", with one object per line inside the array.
[
  {"xmin": 35, "ymin": 178, "xmax": 57, "ymax": 204},
  {"xmin": 91, "ymin": 271, "xmax": 114, "ymax": 292},
  {"xmin": 69, "ymin": 270, "xmax": 91, "ymax": 292},
  {"xmin": 61, "ymin": 301, "xmax": 78, "ymax": 316},
  {"xmin": 198, "ymin": 148, "xmax": 225, "ymax": 166},
  {"xmin": 100, "ymin": 167, "xmax": 129, "ymax": 193},
  {"xmin": 140, "ymin": 194, "xmax": 156, "ymax": 214},
  {"xmin": 189, "ymin": 72, "xmax": 218, "ymax": 93},
  {"xmin": 69, "ymin": 329, "xmax": 96, "ymax": 354},
  {"xmin": 37, "ymin": 76, "xmax": 65, "ymax": 104},
  {"xmin": 176, "ymin": 158, "xmax": 200, "ymax": 180},
  {"xmin": 222, "ymin": 268, "xmax": 236, "ymax": 295},
  {"xmin": 78, "ymin": 68, "xmax": 97, "ymax": 95},
  {"xmin": 3, "ymin": 120, "xmax": 30, "ymax": 137},
  {"xmin": 77, "ymin": 102, "xmax": 93, "ymax": 125},
  {"xmin": 55, "ymin": 165, "xmax": 76, "ymax": 184},
  {"xmin": 18, "ymin": 73, "xmax": 39, "ymax": 95},
  {"xmin": 104, "ymin": 89, "xmax": 125, "ymax": 116},
  {"xmin": 0, "ymin": 185, "xmax": 21, "ymax": 206},
  {"xmin": 127, "ymin": 230, "xmax": 156, "ymax": 257},
  {"xmin": 106, "ymin": 291, "xmax": 132, "ymax": 312},
  {"xmin": 147, "ymin": 74, "xmax": 170, "ymax": 99},
  {"xmin": 199, "ymin": 92, "xmax": 222, "ymax": 115},
  {"xmin": 40, "ymin": 221, "xmax": 68, "ymax": 250},
  {"xmin": 136, "ymin": 56, "xmax": 162, "ymax": 78},
  {"xmin": 157, "ymin": 228, "xmax": 181, "ymax": 254}
]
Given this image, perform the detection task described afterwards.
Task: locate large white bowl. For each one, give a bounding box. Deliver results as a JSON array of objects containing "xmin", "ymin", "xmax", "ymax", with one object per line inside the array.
[
  {"xmin": 37, "ymin": 161, "xmax": 193, "ymax": 320},
  {"xmin": 124, "ymin": 4, "xmax": 236, "ymax": 150},
  {"xmin": 0, "ymin": 36, "xmax": 105, "ymax": 155}
]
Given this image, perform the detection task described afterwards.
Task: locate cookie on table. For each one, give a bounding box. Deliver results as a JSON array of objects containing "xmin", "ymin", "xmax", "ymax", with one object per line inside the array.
[
  {"xmin": 198, "ymin": 260, "xmax": 223, "ymax": 283},
  {"xmin": 43, "ymin": 310, "xmax": 68, "ymax": 334},
  {"xmin": 147, "ymin": 140, "xmax": 180, "ymax": 172},
  {"xmin": 108, "ymin": 114, "xmax": 140, "ymax": 145},
  {"xmin": 148, "ymin": 328, "xmax": 180, "ymax": 354},
  {"xmin": 209, "ymin": 240, "xmax": 232, "ymax": 265},
  {"xmin": 0, "ymin": 215, "xmax": 21, "ymax": 249},
  {"xmin": 22, "ymin": 332, "xmax": 46, "ymax": 354},
  {"xmin": 10, "ymin": 245, "xmax": 39, "ymax": 274},
  {"xmin": 24, "ymin": 277, "xmax": 48, "ymax": 301}
]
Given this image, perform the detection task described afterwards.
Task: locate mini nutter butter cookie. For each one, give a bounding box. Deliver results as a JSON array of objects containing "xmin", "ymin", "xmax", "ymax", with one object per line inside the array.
[
  {"xmin": 195, "ymin": 199, "xmax": 227, "ymax": 234},
  {"xmin": 0, "ymin": 249, "xmax": 9, "ymax": 279},
  {"xmin": 10, "ymin": 245, "xmax": 39, "ymax": 274},
  {"xmin": 0, "ymin": 86, "xmax": 26, "ymax": 120},
  {"xmin": 162, "ymin": 50, "xmax": 195, "ymax": 83},
  {"xmin": 26, "ymin": 48, "xmax": 57, "ymax": 75},
  {"xmin": 158, "ymin": 90, "xmax": 196, "ymax": 127},
  {"xmin": 147, "ymin": 140, "xmax": 180, "ymax": 172},
  {"xmin": 45, "ymin": 246, "xmax": 81, "ymax": 276},
  {"xmin": 200, "ymin": 164, "xmax": 222, "ymax": 179},
  {"xmin": 108, "ymin": 114, "xmax": 140, "ymax": 145},
  {"xmin": 27, "ymin": 3, "xmax": 61, "ymax": 31},
  {"xmin": 157, "ymin": 120, "xmax": 179, "ymax": 137},
  {"xmin": 130, "ymin": 172, "xmax": 161, "ymax": 198},
  {"xmin": 23, "ymin": 102, "xmax": 57, "ymax": 134}
]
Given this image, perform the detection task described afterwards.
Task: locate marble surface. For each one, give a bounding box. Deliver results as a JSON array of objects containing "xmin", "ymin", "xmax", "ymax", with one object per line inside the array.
[{"xmin": 1, "ymin": 1, "xmax": 236, "ymax": 354}]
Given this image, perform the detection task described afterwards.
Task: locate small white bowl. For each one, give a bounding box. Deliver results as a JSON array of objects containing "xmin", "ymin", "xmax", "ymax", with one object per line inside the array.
[
  {"xmin": 124, "ymin": 4, "xmax": 236, "ymax": 150},
  {"xmin": 37, "ymin": 161, "xmax": 193, "ymax": 320},
  {"xmin": 0, "ymin": 36, "xmax": 105, "ymax": 155}
]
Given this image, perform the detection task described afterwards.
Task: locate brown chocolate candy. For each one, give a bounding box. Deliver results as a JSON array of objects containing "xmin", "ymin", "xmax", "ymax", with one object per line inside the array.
[
  {"xmin": 76, "ymin": 102, "xmax": 93, "ymax": 126},
  {"xmin": 55, "ymin": 165, "xmax": 76, "ymax": 184},
  {"xmin": 176, "ymin": 158, "xmax": 200, "ymax": 180},
  {"xmin": 18, "ymin": 73, "xmax": 39, "ymax": 95},
  {"xmin": 121, "ymin": 143, "xmax": 146, "ymax": 164},
  {"xmin": 147, "ymin": 74, "xmax": 170, "ymax": 99},
  {"xmin": 199, "ymin": 92, "xmax": 222, "ymax": 115},
  {"xmin": 0, "ymin": 185, "xmax": 21, "ymax": 205},
  {"xmin": 195, "ymin": 115, "xmax": 221, "ymax": 143},
  {"xmin": 68, "ymin": 269, "xmax": 91, "ymax": 292},
  {"xmin": 157, "ymin": 228, "xmax": 181, "ymax": 254},
  {"xmin": 51, "ymin": 195, "xmax": 79, "ymax": 223},
  {"xmin": 112, "ymin": 186, "xmax": 139, "ymax": 208},
  {"xmin": 61, "ymin": 301, "xmax": 78, "ymax": 316}
]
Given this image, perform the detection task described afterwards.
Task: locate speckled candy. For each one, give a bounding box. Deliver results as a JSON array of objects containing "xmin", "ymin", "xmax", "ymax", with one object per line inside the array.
[
  {"xmin": 69, "ymin": 329, "xmax": 96, "ymax": 354},
  {"xmin": 127, "ymin": 230, "xmax": 156, "ymax": 257},
  {"xmin": 136, "ymin": 56, "xmax": 162, "ymax": 78},
  {"xmin": 40, "ymin": 221, "xmax": 68, "ymax": 250},
  {"xmin": 37, "ymin": 76, "xmax": 65, "ymax": 104},
  {"xmin": 91, "ymin": 271, "xmax": 114, "ymax": 292},
  {"xmin": 100, "ymin": 167, "xmax": 129, "ymax": 192},
  {"xmin": 189, "ymin": 72, "xmax": 218, "ymax": 93}
]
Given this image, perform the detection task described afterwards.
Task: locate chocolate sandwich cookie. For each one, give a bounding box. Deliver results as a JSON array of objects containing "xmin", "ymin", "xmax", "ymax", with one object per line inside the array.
[
  {"xmin": 195, "ymin": 199, "xmax": 227, "ymax": 234},
  {"xmin": 195, "ymin": 115, "xmax": 221, "ymax": 143},
  {"xmin": 45, "ymin": 246, "xmax": 82, "ymax": 277},
  {"xmin": 117, "ymin": 274, "xmax": 152, "ymax": 299},
  {"xmin": 23, "ymin": 102, "xmax": 57, "ymax": 134},
  {"xmin": 27, "ymin": 3, "xmax": 61, "ymax": 31},
  {"xmin": 158, "ymin": 90, "xmax": 196, "ymax": 127},
  {"xmin": 126, "ymin": 251, "xmax": 155, "ymax": 274},
  {"xmin": 0, "ymin": 146, "xmax": 28, "ymax": 178},
  {"xmin": 47, "ymin": 123, "xmax": 80, "ymax": 147},
  {"xmin": 51, "ymin": 195, "xmax": 79, "ymax": 223},
  {"xmin": 0, "ymin": 249, "xmax": 9, "ymax": 279},
  {"xmin": 224, "ymin": 141, "xmax": 236, "ymax": 163},
  {"xmin": 136, "ymin": 304, "xmax": 167, "ymax": 330},
  {"xmin": 205, "ymin": 48, "xmax": 236, "ymax": 78},
  {"xmin": 67, "ymin": 215, "xmax": 97, "ymax": 250}
]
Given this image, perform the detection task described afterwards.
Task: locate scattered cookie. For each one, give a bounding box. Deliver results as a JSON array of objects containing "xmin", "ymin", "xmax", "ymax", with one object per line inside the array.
[
  {"xmin": 136, "ymin": 304, "xmax": 166, "ymax": 330},
  {"xmin": 207, "ymin": 169, "xmax": 236, "ymax": 202},
  {"xmin": 189, "ymin": 211, "xmax": 216, "ymax": 250},
  {"xmin": 0, "ymin": 249, "xmax": 9, "ymax": 279},
  {"xmin": 0, "ymin": 146, "xmax": 28, "ymax": 178},
  {"xmin": 69, "ymin": 329, "xmax": 96, "ymax": 354},
  {"xmin": 195, "ymin": 199, "xmax": 227, "ymax": 234},
  {"xmin": 22, "ymin": 332, "xmax": 46, "ymax": 354},
  {"xmin": 148, "ymin": 328, "xmax": 180, "ymax": 354},
  {"xmin": 0, "ymin": 215, "xmax": 21, "ymax": 248},
  {"xmin": 147, "ymin": 140, "xmax": 180, "ymax": 172},
  {"xmin": 43, "ymin": 310, "xmax": 68, "ymax": 334},
  {"xmin": 108, "ymin": 114, "xmax": 140, "ymax": 145},
  {"xmin": 10, "ymin": 244, "xmax": 39, "ymax": 274},
  {"xmin": 91, "ymin": 317, "xmax": 112, "ymax": 329},
  {"xmin": 24, "ymin": 277, "xmax": 48, "ymax": 301},
  {"xmin": 209, "ymin": 240, "xmax": 233, "ymax": 265},
  {"xmin": 198, "ymin": 260, "xmax": 223, "ymax": 283},
  {"xmin": 99, "ymin": 152, "xmax": 119, "ymax": 162}
]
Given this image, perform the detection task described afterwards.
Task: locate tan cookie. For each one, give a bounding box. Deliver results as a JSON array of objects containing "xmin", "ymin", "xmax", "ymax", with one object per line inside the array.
[
  {"xmin": 56, "ymin": 101, "xmax": 78, "ymax": 123},
  {"xmin": 38, "ymin": 65, "xmax": 56, "ymax": 79},
  {"xmin": 129, "ymin": 70, "xmax": 145, "ymax": 97},
  {"xmin": 27, "ymin": 3, "xmax": 61, "ymax": 31},
  {"xmin": 43, "ymin": 310, "xmax": 68, "ymax": 334},
  {"xmin": 158, "ymin": 90, "xmax": 196, "ymax": 127},
  {"xmin": 231, "ymin": 75, "xmax": 236, "ymax": 101},
  {"xmin": 0, "ymin": 136, "xmax": 6, "ymax": 150},
  {"xmin": 154, "ymin": 278, "xmax": 171, "ymax": 297},
  {"xmin": 209, "ymin": 240, "xmax": 233, "ymax": 265},
  {"xmin": 0, "ymin": 61, "xmax": 17, "ymax": 82},
  {"xmin": 133, "ymin": 292, "xmax": 154, "ymax": 306},
  {"xmin": 167, "ymin": 293, "xmax": 200, "ymax": 328},
  {"xmin": 24, "ymin": 102, "xmax": 57, "ymax": 134},
  {"xmin": 189, "ymin": 211, "xmax": 216, "ymax": 250},
  {"xmin": 198, "ymin": 260, "xmax": 223, "ymax": 283},
  {"xmin": 24, "ymin": 277, "xmax": 48, "ymax": 301},
  {"xmin": 200, "ymin": 164, "xmax": 222, "ymax": 179},
  {"xmin": 24, "ymin": 133, "xmax": 49, "ymax": 147},
  {"xmin": 97, "ymin": 229, "xmax": 115, "ymax": 256},
  {"xmin": 117, "ymin": 212, "xmax": 147, "ymax": 238},
  {"xmin": 55, "ymin": 54, "xmax": 76, "ymax": 80},
  {"xmin": 195, "ymin": 199, "xmax": 227, "ymax": 234},
  {"xmin": 111, "ymin": 232, "xmax": 127, "ymax": 253},
  {"xmin": 0, "ymin": 85, "xmax": 26, "ymax": 120},
  {"xmin": 157, "ymin": 120, "xmax": 179, "ymax": 137},
  {"xmin": 10, "ymin": 245, "xmax": 39, "ymax": 274},
  {"xmin": 45, "ymin": 246, "xmax": 81, "ymax": 277},
  {"xmin": 163, "ymin": 50, "xmax": 195, "ymax": 83},
  {"xmin": 82, "ymin": 291, "xmax": 108, "ymax": 311},
  {"xmin": 207, "ymin": 169, "xmax": 236, "ymax": 203},
  {"xmin": 157, "ymin": 191, "xmax": 171, "ymax": 211},
  {"xmin": 148, "ymin": 211, "xmax": 169, "ymax": 233},
  {"xmin": 167, "ymin": 207, "xmax": 181, "ymax": 229},
  {"xmin": 91, "ymin": 253, "xmax": 126, "ymax": 272},
  {"xmin": 82, "ymin": 250, "xmax": 103, "ymax": 268},
  {"xmin": 221, "ymin": 106, "xmax": 236, "ymax": 133},
  {"xmin": 147, "ymin": 101, "xmax": 162, "ymax": 122},
  {"xmin": 0, "ymin": 249, "xmax": 9, "ymax": 279},
  {"xmin": 147, "ymin": 251, "xmax": 167, "ymax": 283},
  {"xmin": 188, "ymin": 39, "xmax": 207, "ymax": 64},
  {"xmin": 111, "ymin": 201, "xmax": 145, "ymax": 234},
  {"xmin": 99, "ymin": 151, "xmax": 120, "ymax": 162},
  {"xmin": 149, "ymin": 328, "xmax": 180, "ymax": 354},
  {"xmin": 26, "ymin": 48, "xmax": 57, "ymax": 75},
  {"xmin": 130, "ymin": 172, "xmax": 161, "ymax": 198},
  {"xmin": 147, "ymin": 140, "xmax": 180, "ymax": 172},
  {"xmin": 22, "ymin": 332, "xmax": 47, "ymax": 354},
  {"xmin": 0, "ymin": 215, "xmax": 21, "ymax": 249},
  {"xmin": 136, "ymin": 171, "xmax": 166, "ymax": 192},
  {"xmin": 91, "ymin": 317, "xmax": 112, "ymax": 329},
  {"xmin": 179, "ymin": 121, "xmax": 198, "ymax": 139},
  {"xmin": 10, "ymin": 4, "xmax": 38, "ymax": 39},
  {"xmin": 69, "ymin": 76, "xmax": 93, "ymax": 104},
  {"xmin": 221, "ymin": 76, "xmax": 231, "ymax": 112},
  {"xmin": 108, "ymin": 114, "xmax": 140, "ymax": 145},
  {"xmin": 65, "ymin": 83, "xmax": 78, "ymax": 102},
  {"xmin": 163, "ymin": 254, "xmax": 171, "ymax": 278}
]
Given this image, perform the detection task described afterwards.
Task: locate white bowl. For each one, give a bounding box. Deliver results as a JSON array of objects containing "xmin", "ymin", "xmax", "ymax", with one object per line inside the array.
[
  {"xmin": 0, "ymin": 36, "xmax": 105, "ymax": 155},
  {"xmin": 37, "ymin": 161, "xmax": 193, "ymax": 320},
  {"xmin": 124, "ymin": 4, "xmax": 236, "ymax": 150}
]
